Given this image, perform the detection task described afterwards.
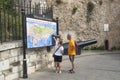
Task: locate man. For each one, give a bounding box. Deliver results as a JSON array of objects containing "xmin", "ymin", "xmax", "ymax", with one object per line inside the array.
[{"xmin": 67, "ymin": 34, "xmax": 76, "ymax": 73}]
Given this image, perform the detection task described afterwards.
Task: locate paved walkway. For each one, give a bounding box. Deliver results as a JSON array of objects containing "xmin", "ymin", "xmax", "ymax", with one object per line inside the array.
[{"xmin": 20, "ymin": 50, "xmax": 120, "ymax": 80}]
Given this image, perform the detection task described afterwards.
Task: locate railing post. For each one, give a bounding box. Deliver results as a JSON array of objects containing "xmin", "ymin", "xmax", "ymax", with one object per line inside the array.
[
  {"xmin": 29, "ymin": 0, "xmax": 32, "ymax": 14},
  {"xmin": 56, "ymin": 17, "xmax": 59, "ymax": 35},
  {"xmin": 15, "ymin": 2, "xmax": 17, "ymax": 40},
  {"xmin": 0, "ymin": 6, "xmax": 2, "ymax": 43},
  {"xmin": 21, "ymin": 8, "xmax": 28, "ymax": 79},
  {"xmin": 18, "ymin": 0, "xmax": 21, "ymax": 39},
  {"xmin": 3, "ymin": 0, "xmax": 6, "ymax": 41},
  {"xmin": 51, "ymin": 5, "xmax": 53, "ymax": 19}
]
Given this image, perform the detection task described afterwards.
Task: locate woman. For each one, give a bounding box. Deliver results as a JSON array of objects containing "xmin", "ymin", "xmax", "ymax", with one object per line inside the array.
[{"xmin": 54, "ymin": 40, "xmax": 64, "ymax": 73}]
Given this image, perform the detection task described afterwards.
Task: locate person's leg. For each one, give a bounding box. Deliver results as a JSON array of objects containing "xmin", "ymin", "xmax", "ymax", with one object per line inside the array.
[
  {"xmin": 55, "ymin": 62, "xmax": 58, "ymax": 72},
  {"xmin": 54, "ymin": 56, "xmax": 59, "ymax": 73},
  {"xmin": 58, "ymin": 56, "xmax": 62, "ymax": 73},
  {"xmin": 69, "ymin": 55, "xmax": 72, "ymax": 71},
  {"xmin": 57, "ymin": 62, "xmax": 61, "ymax": 73},
  {"xmin": 69, "ymin": 55, "xmax": 75, "ymax": 73},
  {"xmin": 71, "ymin": 56, "xmax": 75, "ymax": 72}
]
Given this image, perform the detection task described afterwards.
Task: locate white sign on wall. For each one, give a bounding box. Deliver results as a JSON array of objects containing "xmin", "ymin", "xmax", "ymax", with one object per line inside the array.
[{"xmin": 104, "ymin": 24, "xmax": 109, "ymax": 32}]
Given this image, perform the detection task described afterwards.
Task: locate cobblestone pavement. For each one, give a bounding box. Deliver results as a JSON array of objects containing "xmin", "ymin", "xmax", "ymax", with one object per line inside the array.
[{"xmin": 20, "ymin": 51, "xmax": 120, "ymax": 80}]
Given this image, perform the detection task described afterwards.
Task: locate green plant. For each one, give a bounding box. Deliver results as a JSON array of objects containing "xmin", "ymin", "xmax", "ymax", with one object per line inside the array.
[
  {"xmin": 111, "ymin": 47, "xmax": 120, "ymax": 50},
  {"xmin": 72, "ymin": 6, "xmax": 77, "ymax": 15},
  {"xmin": 56, "ymin": 0, "xmax": 62, "ymax": 4},
  {"xmin": 83, "ymin": 45, "xmax": 105, "ymax": 50},
  {"xmin": 83, "ymin": 46, "xmax": 91, "ymax": 50},
  {"xmin": 99, "ymin": 0, "xmax": 103, "ymax": 5},
  {"xmin": 0, "ymin": 0, "xmax": 22, "ymax": 41},
  {"xmin": 92, "ymin": 45, "xmax": 104, "ymax": 50},
  {"xmin": 0, "ymin": 11, "xmax": 22, "ymax": 40},
  {"xmin": 86, "ymin": 2, "xmax": 94, "ymax": 23},
  {"xmin": 110, "ymin": 0, "xmax": 114, "ymax": 2}
]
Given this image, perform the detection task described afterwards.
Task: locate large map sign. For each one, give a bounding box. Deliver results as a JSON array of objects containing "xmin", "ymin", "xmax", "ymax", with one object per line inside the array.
[{"xmin": 26, "ymin": 17, "xmax": 57, "ymax": 48}]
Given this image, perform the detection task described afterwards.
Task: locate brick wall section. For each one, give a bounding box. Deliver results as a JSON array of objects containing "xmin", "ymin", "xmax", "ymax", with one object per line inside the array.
[{"xmin": 0, "ymin": 41, "xmax": 54, "ymax": 80}]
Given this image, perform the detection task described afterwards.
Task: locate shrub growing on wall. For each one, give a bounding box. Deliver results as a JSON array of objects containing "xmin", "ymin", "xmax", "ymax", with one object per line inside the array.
[
  {"xmin": 72, "ymin": 6, "xmax": 78, "ymax": 15},
  {"xmin": 0, "ymin": 0, "xmax": 22, "ymax": 41},
  {"xmin": 56, "ymin": 0, "xmax": 62, "ymax": 4},
  {"xmin": 86, "ymin": 2, "xmax": 94, "ymax": 23}
]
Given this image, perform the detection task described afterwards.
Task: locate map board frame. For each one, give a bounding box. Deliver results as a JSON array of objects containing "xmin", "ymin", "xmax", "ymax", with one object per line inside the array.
[{"xmin": 26, "ymin": 17, "xmax": 57, "ymax": 49}]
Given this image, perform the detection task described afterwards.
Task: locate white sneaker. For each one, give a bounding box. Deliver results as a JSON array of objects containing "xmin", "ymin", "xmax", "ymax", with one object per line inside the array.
[
  {"xmin": 59, "ymin": 70, "xmax": 62, "ymax": 74},
  {"xmin": 56, "ymin": 71, "xmax": 58, "ymax": 73}
]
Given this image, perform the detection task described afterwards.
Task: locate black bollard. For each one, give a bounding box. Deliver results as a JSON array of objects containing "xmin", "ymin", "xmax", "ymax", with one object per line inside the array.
[{"xmin": 104, "ymin": 39, "xmax": 109, "ymax": 50}]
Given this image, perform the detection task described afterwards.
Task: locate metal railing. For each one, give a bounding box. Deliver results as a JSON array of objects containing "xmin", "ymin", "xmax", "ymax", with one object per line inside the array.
[{"xmin": 0, "ymin": 0, "xmax": 53, "ymax": 43}]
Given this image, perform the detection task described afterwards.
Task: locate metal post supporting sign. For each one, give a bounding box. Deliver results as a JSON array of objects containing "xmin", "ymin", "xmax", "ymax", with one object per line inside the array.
[
  {"xmin": 56, "ymin": 17, "xmax": 59, "ymax": 35},
  {"xmin": 21, "ymin": 9, "xmax": 28, "ymax": 78}
]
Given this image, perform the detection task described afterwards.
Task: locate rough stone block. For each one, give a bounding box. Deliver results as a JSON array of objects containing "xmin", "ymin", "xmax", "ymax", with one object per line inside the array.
[
  {"xmin": 36, "ymin": 64, "xmax": 41, "ymax": 71},
  {"xmin": 28, "ymin": 66, "xmax": 35, "ymax": 74},
  {"xmin": 51, "ymin": 62, "xmax": 54, "ymax": 67},
  {"xmin": 27, "ymin": 62, "xmax": 36, "ymax": 67},
  {"xmin": 5, "ymin": 73, "xmax": 19, "ymax": 80},
  {"xmin": 13, "ymin": 57, "xmax": 19, "ymax": 63},
  {"xmin": 0, "ymin": 42, "xmax": 15, "ymax": 51},
  {"xmin": 19, "ymin": 71, "xmax": 23, "ymax": 78},
  {"xmin": 20, "ymin": 61, "xmax": 23, "ymax": 65},
  {"xmin": 28, "ymin": 63, "xmax": 32, "ymax": 67},
  {"xmin": 36, "ymin": 55, "xmax": 42, "ymax": 61},
  {"xmin": 10, "ymin": 49, "xmax": 19, "ymax": 57},
  {"xmin": 0, "ymin": 71, "xmax": 2, "ymax": 75},
  {"xmin": 47, "ymin": 54, "xmax": 53, "ymax": 61},
  {"xmin": 36, "ymin": 60, "xmax": 42, "ymax": 64},
  {"xmin": 0, "ymin": 61, "xmax": 2, "ymax": 71},
  {"xmin": 42, "ymin": 54, "xmax": 47, "ymax": 60},
  {"xmin": 47, "ymin": 61, "xmax": 54, "ymax": 68},
  {"xmin": 1, "ymin": 50, "xmax": 10, "ymax": 59},
  {"xmin": 18, "ymin": 55, "xmax": 23, "ymax": 61},
  {"xmin": 0, "ymin": 41, "xmax": 22, "ymax": 51},
  {"xmin": 0, "ymin": 75, "xmax": 4, "ymax": 80},
  {"xmin": 0, "ymin": 52, "xmax": 1, "ymax": 60},
  {"xmin": 1, "ymin": 59, "xmax": 10, "ymax": 71},
  {"xmin": 29, "ymin": 54, "xmax": 37, "ymax": 62},
  {"xmin": 15, "ymin": 41, "xmax": 22, "ymax": 47},
  {"xmin": 12, "ymin": 66, "xmax": 22, "ymax": 73},
  {"xmin": 9, "ymin": 57, "xmax": 14, "ymax": 64},
  {"xmin": 9, "ymin": 57, "xmax": 18, "ymax": 64},
  {"xmin": 27, "ymin": 50, "xmax": 34, "ymax": 55},
  {"xmin": 10, "ymin": 61, "xmax": 20, "ymax": 66}
]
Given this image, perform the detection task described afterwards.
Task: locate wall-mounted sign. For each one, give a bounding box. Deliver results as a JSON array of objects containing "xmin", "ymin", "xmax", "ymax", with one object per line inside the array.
[
  {"xmin": 104, "ymin": 24, "xmax": 109, "ymax": 32},
  {"xmin": 26, "ymin": 17, "xmax": 57, "ymax": 48}
]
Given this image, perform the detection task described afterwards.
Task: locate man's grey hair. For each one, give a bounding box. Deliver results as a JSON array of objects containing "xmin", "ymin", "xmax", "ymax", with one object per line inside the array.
[{"xmin": 67, "ymin": 34, "xmax": 71, "ymax": 38}]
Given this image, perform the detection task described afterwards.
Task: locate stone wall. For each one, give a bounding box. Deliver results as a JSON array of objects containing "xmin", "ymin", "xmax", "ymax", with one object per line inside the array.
[
  {"xmin": 50, "ymin": 0, "xmax": 120, "ymax": 49},
  {"xmin": 0, "ymin": 41, "xmax": 54, "ymax": 80}
]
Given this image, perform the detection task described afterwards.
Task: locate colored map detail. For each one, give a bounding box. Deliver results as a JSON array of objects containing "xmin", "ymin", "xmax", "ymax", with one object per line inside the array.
[{"xmin": 26, "ymin": 18, "xmax": 57, "ymax": 48}]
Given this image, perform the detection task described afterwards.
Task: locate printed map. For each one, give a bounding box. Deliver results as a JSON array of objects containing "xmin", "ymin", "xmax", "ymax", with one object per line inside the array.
[{"xmin": 26, "ymin": 17, "xmax": 57, "ymax": 48}]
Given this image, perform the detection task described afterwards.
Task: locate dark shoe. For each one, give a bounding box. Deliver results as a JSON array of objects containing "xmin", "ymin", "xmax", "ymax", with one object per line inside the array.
[
  {"xmin": 69, "ymin": 70, "xmax": 75, "ymax": 73},
  {"xmin": 68, "ymin": 69, "xmax": 72, "ymax": 72}
]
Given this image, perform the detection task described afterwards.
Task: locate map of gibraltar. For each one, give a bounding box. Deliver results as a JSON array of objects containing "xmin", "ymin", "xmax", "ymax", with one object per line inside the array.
[{"xmin": 26, "ymin": 17, "xmax": 57, "ymax": 48}]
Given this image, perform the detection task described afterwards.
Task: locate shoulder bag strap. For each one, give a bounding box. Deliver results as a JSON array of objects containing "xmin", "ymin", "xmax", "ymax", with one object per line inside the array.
[{"xmin": 54, "ymin": 46, "xmax": 61, "ymax": 54}]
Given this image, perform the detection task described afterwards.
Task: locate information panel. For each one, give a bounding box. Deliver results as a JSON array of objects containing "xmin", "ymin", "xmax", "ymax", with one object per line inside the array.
[{"xmin": 26, "ymin": 17, "xmax": 57, "ymax": 48}]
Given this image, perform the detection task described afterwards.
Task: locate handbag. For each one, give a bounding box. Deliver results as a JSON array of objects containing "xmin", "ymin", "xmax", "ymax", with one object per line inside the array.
[{"xmin": 53, "ymin": 46, "xmax": 61, "ymax": 57}]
